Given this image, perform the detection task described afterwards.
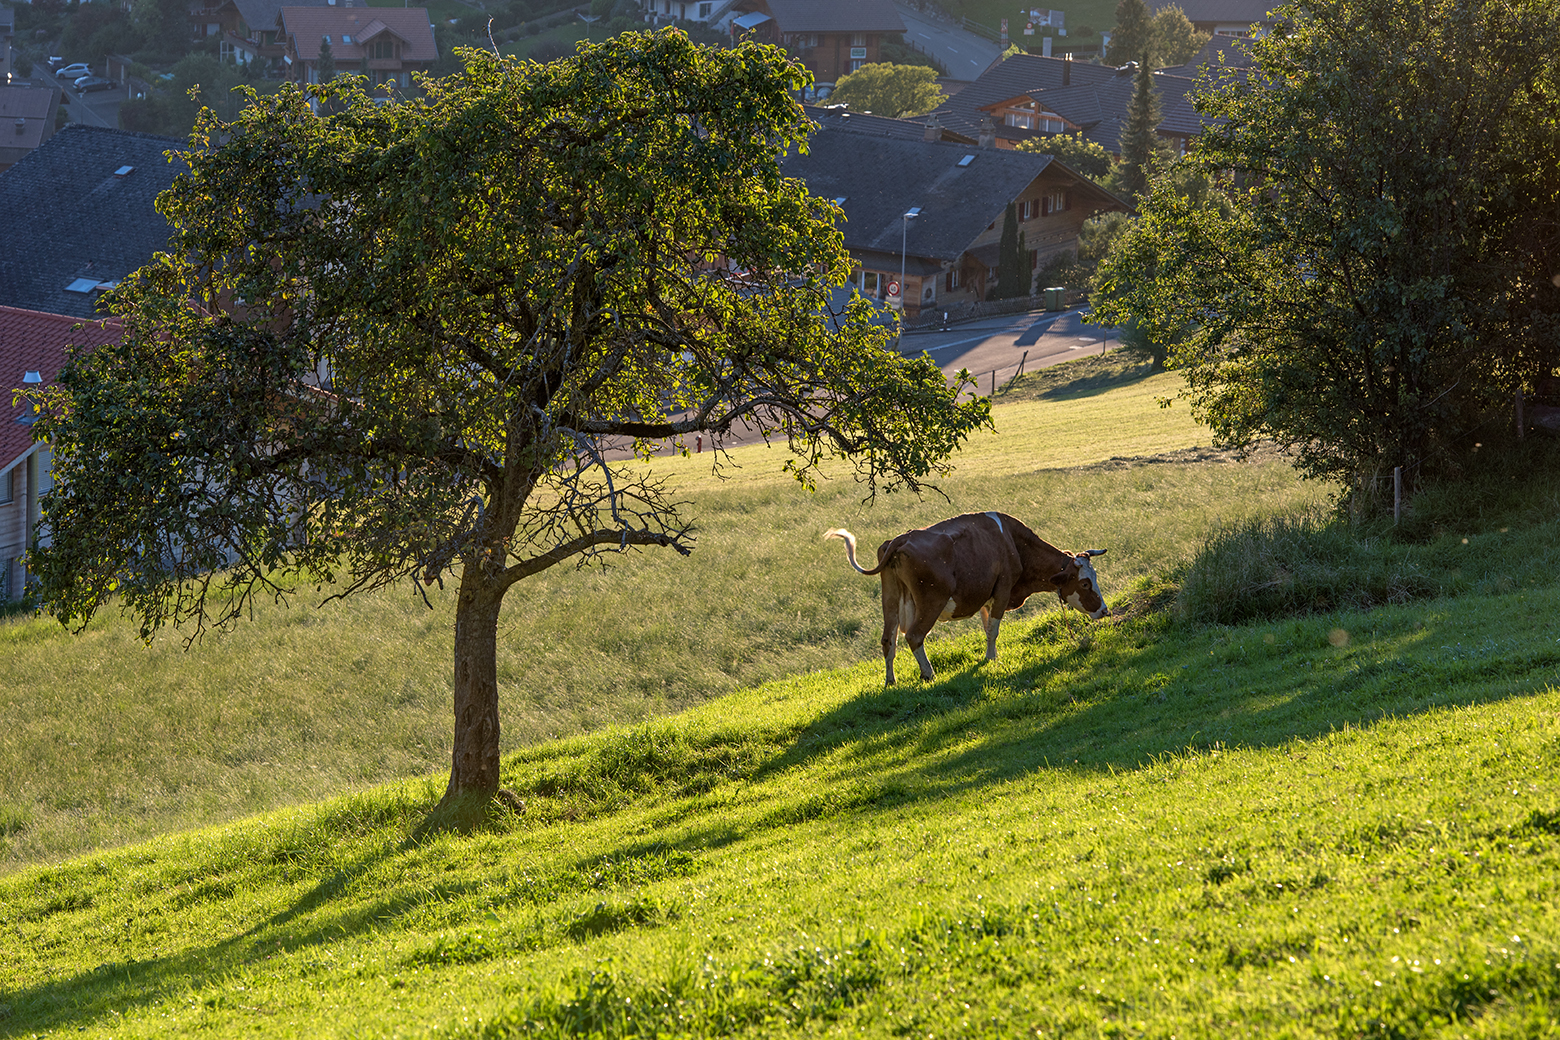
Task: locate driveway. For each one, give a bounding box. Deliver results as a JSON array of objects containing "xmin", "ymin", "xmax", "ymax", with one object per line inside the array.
[
  {"xmin": 897, "ymin": 306, "xmax": 1119, "ymax": 398},
  {"xmin": 38, "ymin": 67, "xmax": 124, "ymax": 129},
  {"xmin": 894, "ymin": 3, "xmax": 1002, "ymax": 82}
]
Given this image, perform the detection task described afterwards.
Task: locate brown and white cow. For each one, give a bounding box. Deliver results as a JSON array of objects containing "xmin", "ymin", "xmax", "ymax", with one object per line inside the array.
[{"xmin": 826, "ymin": 512, "xmax": 1108, "ymax": 685}]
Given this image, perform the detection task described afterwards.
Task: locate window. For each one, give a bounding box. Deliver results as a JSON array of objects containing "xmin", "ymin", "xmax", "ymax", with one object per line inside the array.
[
  {"xmin": 1018, "ymin": 199, "xmax": 1033, "ymax": 221},
  {"xmin": 341, "ymin": 33, "xmax": 351, "ymax": 43},
  {"xmin": 322, "ymin": 34, "xmax": 331, "ymax": 43},
  {"xmin": 0, "ymin": 468, "xmax": 12, "ymax": 504},
  {"xmin": 372, "ymin": 39, "xmax": 398, "ymax": 59},
  {"xmin": 851, "ymin": 33, "xmax": 867, "ymax": 46},
  {"xmin": 1005, "ymin": 113, "xmax": 1033, "ymax": 129},
  {"xmin": 1039, "ymin": 117, "xmax": 1064, "ymax": 132},
  {"xmin": 946, "ymin": 268, "xmax": 960, "ymax": 291},
  {"xmin": 1041, "ymin": 189, "xmax": 1068, "ymax": 215},
  {"xmin": 698, "ymin": 1, "xmax": 711, "ymax": 15},
  {"xmin": 850, "ymin": 58, "xmax": 864, "ymax": 72}
]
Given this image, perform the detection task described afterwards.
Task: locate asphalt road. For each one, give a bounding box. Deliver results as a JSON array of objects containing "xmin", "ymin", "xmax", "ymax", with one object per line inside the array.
[
  {"xmin": 35, "ymin": 66, "xmax": 124, "ymax": 128},
  {"xmin": 894, "ymin": 3, "xmax": 1003, "ymax": 82},
  {"xmin": 897, "ymin": 306, "xmax": 1119, "ymax": 397}
]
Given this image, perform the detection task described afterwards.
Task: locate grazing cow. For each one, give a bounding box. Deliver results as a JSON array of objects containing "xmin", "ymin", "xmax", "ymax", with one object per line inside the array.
[{"xmin": 825, "ymin": 512, "xmax": 1108, "ymax": 685}]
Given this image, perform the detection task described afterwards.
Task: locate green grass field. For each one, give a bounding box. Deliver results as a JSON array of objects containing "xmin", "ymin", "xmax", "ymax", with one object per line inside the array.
[
  {"xmin": 0, "ymin": 358, "xmax": 1331, "ymax": 871},
  {"xmin": 5, "ymin": 353, "xmax": 1560, "ymax": 1036}
]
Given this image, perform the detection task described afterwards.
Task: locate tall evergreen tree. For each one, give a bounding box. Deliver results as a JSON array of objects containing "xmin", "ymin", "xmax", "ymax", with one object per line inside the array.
[
  {"xmin": 1117, "ymin": 58, "xmax": 1163, "ymax": 200},
  {"xmin": 1109, "ymin": 0, "xmax": 1151, "ymax": 67},
  {"xmin": 317, "ymin": 36, "xmax": 336, "ymax": 83},
  {"xmin": 994, "ymin": 203, "xmax": 1026, "ymax": 299}
]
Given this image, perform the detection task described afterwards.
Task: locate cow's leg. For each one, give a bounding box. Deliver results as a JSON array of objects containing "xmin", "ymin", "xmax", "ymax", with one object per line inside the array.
[
  {"xmin": 903, "ymin": 596, "xmax": 939, "ymax": 681},
  {"xmin": 880, "ymin": 575, "xmax": 902, "ymax": 685},
  {"xmin": 980, "ymin": 602, "xmax": 1001, "ymax": 662}
]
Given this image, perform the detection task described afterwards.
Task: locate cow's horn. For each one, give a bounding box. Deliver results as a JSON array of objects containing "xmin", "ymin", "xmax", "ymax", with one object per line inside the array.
[{"xmin": 1084, "ymin": 548, "xmax": 1107, "ymax": 557}]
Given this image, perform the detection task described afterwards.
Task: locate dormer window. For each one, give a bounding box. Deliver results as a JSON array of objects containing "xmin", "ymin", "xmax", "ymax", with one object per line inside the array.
[{"xmin": 341, "ymin": 33, "xmax": 352, "ymax": 43}]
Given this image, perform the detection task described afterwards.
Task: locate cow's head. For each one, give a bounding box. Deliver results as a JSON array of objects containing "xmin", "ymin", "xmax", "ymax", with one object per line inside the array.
[{"xmin": 1051, "ymin": 549, "xmax": 1109, "ymax": 619}]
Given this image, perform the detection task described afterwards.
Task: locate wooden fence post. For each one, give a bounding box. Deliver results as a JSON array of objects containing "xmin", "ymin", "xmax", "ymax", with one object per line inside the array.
[
  {"xmin": 1393, "ymin": 466, "xmax": 1401, "ymax": 525},
  {"xmin": 1517, "ymin": 387, "xmax": 1525, "ymax": 441}
]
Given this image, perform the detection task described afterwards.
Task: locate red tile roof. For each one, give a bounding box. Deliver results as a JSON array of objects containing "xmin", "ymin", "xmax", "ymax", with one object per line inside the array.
[
  {"xmin": 0, "ymin": 306, "xmax": 122, "ymax": 471},
  {"xmin": 278, "ymin": 6, "xmax": 438, "ymax": 64}
]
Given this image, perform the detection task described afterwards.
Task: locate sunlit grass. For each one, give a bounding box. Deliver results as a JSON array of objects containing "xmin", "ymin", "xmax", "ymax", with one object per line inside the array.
[
  {"xmin": 3, "ymin": 581, "xmax": 1558, "ymax": 1037},
  {"xmin": 0, "ymin": 359, "xmax": 1332, "ymax": 871}
]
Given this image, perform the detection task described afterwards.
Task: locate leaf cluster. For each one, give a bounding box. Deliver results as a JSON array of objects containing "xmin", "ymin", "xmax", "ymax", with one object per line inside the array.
[{"xmin": 30, "ymin": 30, "xmax": 990, "ymax": 639}]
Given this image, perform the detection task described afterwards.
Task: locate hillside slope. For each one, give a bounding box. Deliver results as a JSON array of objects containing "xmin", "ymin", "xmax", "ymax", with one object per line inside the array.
[
  {"xmin": 3, "ymin": 580, "xmax": 1560, "ymax": 1037},
  {"xmin": 0, "ymin": 359, "xmax": 1329, "ymax": 870}
]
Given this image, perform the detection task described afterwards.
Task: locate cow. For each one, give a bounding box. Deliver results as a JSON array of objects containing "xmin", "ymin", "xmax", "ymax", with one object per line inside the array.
[{"xmin": 825, "ymin": 512, "xmax": 1108, "ymax": 685}]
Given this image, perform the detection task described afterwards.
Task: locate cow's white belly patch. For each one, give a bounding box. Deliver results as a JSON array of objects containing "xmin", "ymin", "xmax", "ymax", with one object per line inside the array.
[
  {"xmin": 899, "ymin": 593, "xmax": 916, "ymax": 633},
  {"xmin": 939, "ymin": 597, "xmax": 957, "ymax": 620}
]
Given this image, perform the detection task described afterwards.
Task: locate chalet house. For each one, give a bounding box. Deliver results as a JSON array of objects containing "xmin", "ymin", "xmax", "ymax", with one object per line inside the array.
[
  {"xmin": 637, "ymin": 0, "xmax": 729, "ymax": 25},
  {"xmin": 278, "ymin": 6, "xmax": 437, "ymax": 91},
  {"xmin": 730, "ymin": 0, "xmax": 904, "ymax": 89},
  {"xmin": 784, "ymin": 124, "xmax": 1131, "ymax": 318},
  {"xmin": 189, "ymin": 0, "xmax": 247, "ymax": 45},
  {"xmin": 0, "ymin": 126, "xmax": 186, "ymax": 320},
  {"xmin": 216, "ymin": 0, "xmax": 334, "ymax": 71},
  {"xmin": 1148, "ymin": 0, "xmax": 1283, "ymax": 37},
  {"xmin": 0, "ymin": 87, "xmax": 60, "ymax": 173},
  {"xmin": 929, "ymin": 53, "xmax": 1205, "ymax": 157},
  {"xmin": 0, "ymin": 307, "xmax": 122, "ymax": 601},
  {"xmin": 806, "ymin": 104, "xmax": 975, "ymax": 146}
]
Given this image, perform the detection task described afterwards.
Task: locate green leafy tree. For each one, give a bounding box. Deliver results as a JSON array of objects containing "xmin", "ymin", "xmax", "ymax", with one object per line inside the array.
[
  {"xmin": 30, "ymin": 31, "xmax": 989, "ymax": 824},
  {"xmin": 1094, "ymin": 0, "xmax": 1560, "ymax": 502},
  {"xmin": 1015, "ymin": 132, "xmax": 1114, "ymax": 182},
  {"xmin": 1149, "ymin": 5, "xmax": 1210, "ymax": 67},
  {"xmin": 993, "ymin": 202, "xmax": 1027, "ymax": 299},
  {"xmin": 131, "ymin": 0, "xmax": 192, "ymax": 61},
  {"xmin": 1108, "ymin": 0, "xmax": 1150, "ymax": 67},
  {"xmin": 828, "ymin": 62, "xmax": 944, "ymax": 118}
]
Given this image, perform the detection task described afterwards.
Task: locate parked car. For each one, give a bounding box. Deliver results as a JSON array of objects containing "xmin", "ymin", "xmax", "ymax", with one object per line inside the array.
[
  {"xmin": 73, "ymin": 76, "xmax": 115, "ymax": 93},
  {"xmin": 58, "ymin": 62, "xmax": 90, "ymax": 80},
  {"xmin": 47, "ymin": 57, "xmax": 64, "ymax": 70}
]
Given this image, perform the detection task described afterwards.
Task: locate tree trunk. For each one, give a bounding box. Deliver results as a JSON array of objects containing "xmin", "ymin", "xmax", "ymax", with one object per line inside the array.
[{"xmin": 441, "ymin": 574, "xmax": 505, "ymax": 806}]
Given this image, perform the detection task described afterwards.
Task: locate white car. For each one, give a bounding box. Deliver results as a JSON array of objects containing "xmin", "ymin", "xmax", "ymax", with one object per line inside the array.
[{"xmin": 58, "ymin": 62, "xmax": 91, "ymax": 81}]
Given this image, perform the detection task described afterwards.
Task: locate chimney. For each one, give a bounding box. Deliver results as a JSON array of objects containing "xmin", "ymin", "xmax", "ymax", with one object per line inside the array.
[
  {"xmin": 922, "ymin": 113, "xmax": 941, "ymax": 142},
  {"xmin": 14, "ymin": 118, "xmax": 24, "ymax": 135},
  {"xmin": 1063, "ymin": 53, "xmax": 1071, "ymax": 86},
  {"xmin": 977, "ymin": 114, "xmax": 997, "ymax": 149}
]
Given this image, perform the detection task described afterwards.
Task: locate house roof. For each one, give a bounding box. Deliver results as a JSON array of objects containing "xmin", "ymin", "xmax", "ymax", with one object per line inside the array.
[
  {"xmin": 783, "ymin": 129, "xmax": 1126, "ymax": 264},
  {"xmin": 232, "ymin": 0, "xmax": 332, "ymax": 37},
  {"xmin": 278, "ymin": 6, "xmax": 437, "ymax": 63},
  {"xmin": 759, "ymin": 0, "xmax": 905, "ymax": 35},
  {"xmin": 0, "ymin": 126, "xmax": 186, "ymax": 320},
  {"xmin": 0, "ymin": 86, "xmax": 58, "ymax": 155},
  {"xmin": 1161, "ymin": 34, "xmax": 1257, "ymax": 80},
  {"xmin": 928, "ymin": 54, "xmax": 1126, "ymax": 141},
  {"xmin": 804, "ymin": 104, "xmax": 976, "ymax": 145},
  {"xmin": 0, "ymin": 306, "xmax": 122, "ymax": 472}
]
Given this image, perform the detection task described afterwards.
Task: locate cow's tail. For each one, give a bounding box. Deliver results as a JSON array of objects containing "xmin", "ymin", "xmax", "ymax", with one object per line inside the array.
[{"xmin": 825, "ymin": 528, "xmax": 888, "ymax": 575}]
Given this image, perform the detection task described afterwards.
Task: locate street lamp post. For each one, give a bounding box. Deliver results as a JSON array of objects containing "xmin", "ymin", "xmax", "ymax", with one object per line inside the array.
[{"xmin": 900, "ymin": 207, "xmax": 920, "ymax": 311}]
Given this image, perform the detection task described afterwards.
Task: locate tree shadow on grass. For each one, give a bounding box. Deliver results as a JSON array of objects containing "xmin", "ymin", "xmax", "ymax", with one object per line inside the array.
[
  {"xmin": 0, "ymin": 802, "xmax": 504, "ymax": 1037},
  {"xmin": 1000, "ymin": 357, "xmax": 1157, "ymax": 404},
  {"xmin": 593, "ymin": 606, "xmax": 1560, "ymax": 860}
]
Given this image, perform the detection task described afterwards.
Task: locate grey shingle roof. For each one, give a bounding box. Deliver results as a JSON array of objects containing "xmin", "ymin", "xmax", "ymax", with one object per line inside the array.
[
  {"xmin": 804, "ymin": 105, "xmax": 976, "ymax": 144},
  {"xmin": 0, "ymin": 125, "xmax": 185, "ymax": 320},
  {"xmin": 782, "ymin": 127, "xmax": 1136, "ymax": 268},
  {"xmin": 761, "ymin": 0, "xmax": 905, "ymax": 34},
  {"xmin": 928, "ymin": 54, "xmax": 1128, "ymax": 141},
  {"xmin": 232, "ymin": 0, "xmax": 331, "ymax": 37}
]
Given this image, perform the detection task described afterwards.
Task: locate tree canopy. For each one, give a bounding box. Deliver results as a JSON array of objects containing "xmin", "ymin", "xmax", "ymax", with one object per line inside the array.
[
  {"xmin": 1015, "ymin": 132, "xmax": 1114, "ymax": 183},
  {"xmin": 827, "ymin": 62, "xmax": 944, "ymax": 119},
  {"xmin": 30, "ymin": 31, "xmax": 989, "ymax": 823},
  {"xmin": 1094, "ymin": 0, "xmax": 1560, "ymax": 503}
]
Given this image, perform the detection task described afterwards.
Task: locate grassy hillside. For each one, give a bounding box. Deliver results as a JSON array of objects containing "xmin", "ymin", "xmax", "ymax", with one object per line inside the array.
[
  {"xmin": 0, "ymin": 359, "xmax": 1331, "ymax": 871},
  {"xmin": 3, "ymin": 582, "xmax": 1558, "ymax": 1037}
]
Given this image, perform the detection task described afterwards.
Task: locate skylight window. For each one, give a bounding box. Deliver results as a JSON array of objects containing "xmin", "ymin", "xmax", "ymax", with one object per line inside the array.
[
  {"xmin": 958, "ymin": 154, "xmax": 975, "ymax": 166},
  {"xmin": 65, "ymin": 278, "xmax": 99, "ymax": 293},
  {"xmin": 833, "ymin": 196, "xmax": 847, "ymax": 205},
  {"xmin": 342, "ymin": 34, "xmax": 352, "ymax": 42},
  {"xmin": 114, "ymin": 165, "xmax": 134, "ymax": 177}
]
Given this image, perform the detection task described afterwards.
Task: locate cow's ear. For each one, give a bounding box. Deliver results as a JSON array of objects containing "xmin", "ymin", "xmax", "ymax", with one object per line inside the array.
[{"xmin": 1049, "ymin": 570, "xmax": 1071, "ymax": 586}]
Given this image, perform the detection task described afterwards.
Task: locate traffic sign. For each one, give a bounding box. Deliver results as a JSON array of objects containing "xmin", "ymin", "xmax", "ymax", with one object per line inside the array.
[{"xmin": 887, "ymin": 280, "xmax": 900, "ymax": 296}]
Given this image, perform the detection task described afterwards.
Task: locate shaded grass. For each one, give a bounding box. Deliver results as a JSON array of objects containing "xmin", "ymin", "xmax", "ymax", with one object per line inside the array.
[
  {"xmin": 1178, "ymin": 438, "xmax": 1560, "ymax": 624},
  {"xmin": 2, "ymin": 363, "xmax": 1331, "ymax": 872},
  {"xmin": 2, "ymin": 580, "xmax": 1560, "ymax": 1037}
]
